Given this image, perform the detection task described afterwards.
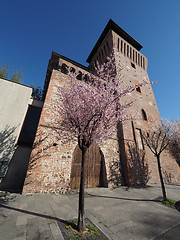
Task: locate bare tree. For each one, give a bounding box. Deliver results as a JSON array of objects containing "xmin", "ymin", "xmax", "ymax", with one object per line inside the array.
[
  {"xmin": 142, "ymin": 127, "xmax": 169, "ymax": 200},
  {"xmin": 163, "ymin": 119, "xmax": 180, "ymax": 166}
]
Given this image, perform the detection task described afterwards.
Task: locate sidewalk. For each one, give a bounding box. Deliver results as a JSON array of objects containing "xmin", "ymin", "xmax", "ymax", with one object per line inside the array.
[{"xmin": 0, "ymin": 183, "xmax": 180, "ymax": 240}]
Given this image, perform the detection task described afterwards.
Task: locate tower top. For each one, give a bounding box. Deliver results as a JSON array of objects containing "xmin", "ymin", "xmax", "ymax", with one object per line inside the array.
[{"xmin": 86, "ymin": 19, "xmax": 143, "ymax": 63}]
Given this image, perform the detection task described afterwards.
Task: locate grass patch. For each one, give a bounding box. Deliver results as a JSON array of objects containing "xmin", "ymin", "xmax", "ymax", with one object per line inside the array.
[
  {"xmin": 57, "ymin": 218, "xmax": 108, "ymax": 239},
  {"xmin": 162, "ymin": 198, "xmax": 176, "ymax": 206}
]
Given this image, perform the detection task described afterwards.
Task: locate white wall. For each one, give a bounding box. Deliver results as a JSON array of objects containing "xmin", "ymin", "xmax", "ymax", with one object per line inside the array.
[{"xmin": 0, "ymin": 78, "xmax": 32, "ymax": 164}]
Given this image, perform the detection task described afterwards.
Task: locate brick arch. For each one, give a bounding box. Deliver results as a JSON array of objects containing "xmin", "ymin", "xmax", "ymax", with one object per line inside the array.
[{"xmin": 70, "ymin": 144, "xmax": 108, "ymax": 189}]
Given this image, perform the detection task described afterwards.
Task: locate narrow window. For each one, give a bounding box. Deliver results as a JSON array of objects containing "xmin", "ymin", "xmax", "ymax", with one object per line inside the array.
[
  {"xmin": 101, "ymin": 49, "xmax": 104, "ymax": 59},
  {"xmin": 124, "ymin": 43, "xmax": 126, "ymax": 55},
  {"xmin": 135, "ymin": 52, "xmax": 137, "ymax": 64},
  {"xmin": 121, "ymin": 40, "xmax": 123, "ymax": 53},
  {"xmin": 117, "ymin": 38, "xmax": 119, "ymax": 51},
  {"xmin": 130, "ymin": 47, "xmax": 132, "ymax": 59},
  {"xmin": 76, "ymin": 71, "xmax": 82, "ymax": 80},
  {"xmin": 141, "ymin": 55, "xmax": 143, "ymax": 67},
  {"xmin": 131, "ymin": 62, "xmax": 136, "ymax": 69},
  {"xmin": 99, "ymin": 52, "xmax": 102, "ymax": 64},
  {"xmin": 142, "ymin": 109, "xmax": 147, "ymax": 121},
  {"xmin": 127, "ymin": 45, "xmax": 129, "ymax": 57},
  {"xmin": 104, "ymin": 45, "xmax": 107, "ymax": 55},
  {"xmin": 94, "ymin": 59, "xmax": 97, "ymax": 68},
  {"xmin": 83, "ymin": 74, "xmax": 90, "ymax": 82},
  {"xmin": 70, "ymin": 67, "xmax": 75, "ymax": 73},
  {"xmin": 143, "ymin": 57, "xmax": 145, "ymax": 69},
  {"xmin": 106, "ymin": 42, "xmax": 110, "ymax": 52},
  {"xmin": 96, "ymin": 56, "xmax": 100, "ymax": 66},
  {"xmin": 138, "ymin": 54, "xmax": 140, "ymax": 66},
  {"xmin": 133, "ymin": 49, "xmax": 135, "ymax": 61}
]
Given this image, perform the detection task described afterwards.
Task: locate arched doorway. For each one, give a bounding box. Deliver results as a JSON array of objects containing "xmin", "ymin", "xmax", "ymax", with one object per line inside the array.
[{"xmin": 70, "ymin": 144, "xmax": 107, "ymax": 189}]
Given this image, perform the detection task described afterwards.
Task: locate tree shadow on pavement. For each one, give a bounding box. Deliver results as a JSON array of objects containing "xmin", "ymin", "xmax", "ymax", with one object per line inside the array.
[
  {"xmin": 85, "ymin": 192, "xmax": 161, "ymax": 202},
  {"xmin": 0, "ymin": 203, "xmax": 74, "ymax": 229},
  {"xmin": 133, "ymin": 209, "xmax": 180, "ymax": 240}
]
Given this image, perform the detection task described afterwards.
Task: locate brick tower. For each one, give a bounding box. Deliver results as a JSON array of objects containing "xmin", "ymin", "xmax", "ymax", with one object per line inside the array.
[{"xmin": 23, "ymin": 20, "xmax": 180, "ymax": 194}]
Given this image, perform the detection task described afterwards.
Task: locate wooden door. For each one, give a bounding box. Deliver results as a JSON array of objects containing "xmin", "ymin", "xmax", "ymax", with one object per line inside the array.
[{"xmin": 70, "ymin": 144, "xmax": 107, "ymax": 189}]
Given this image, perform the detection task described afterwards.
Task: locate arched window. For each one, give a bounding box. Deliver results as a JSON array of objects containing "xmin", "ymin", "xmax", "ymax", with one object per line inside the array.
[
  {"xmin": 61, "ymin": 64, "xmax": 68, "ymax": 74},
  {"xmin": 70, "ymin": 67, "xmax": 75, "ymax": 73},
  {"xmin": 142, "ymin": 109, "xmax": 147, "ymax": 121},
  {"xmin": 83, "ymin": 74, "xmax": 90, "ymax": 83},
  {"xmin": 76, "ymin": 71, "xmax": 82, "ymax": 80}
]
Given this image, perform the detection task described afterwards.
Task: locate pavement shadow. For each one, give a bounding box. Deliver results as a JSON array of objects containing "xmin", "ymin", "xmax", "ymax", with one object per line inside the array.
[
  {"xmin": 175, "ymin": 201, "xmax": 180, "ymax": 212},
  {"xmin": 85, "ymin": 192, "xmax": 160, "ymax": 202},
  {"xmin": 0, "ymin": 203, "xmax": 75, "ymax": 229}
]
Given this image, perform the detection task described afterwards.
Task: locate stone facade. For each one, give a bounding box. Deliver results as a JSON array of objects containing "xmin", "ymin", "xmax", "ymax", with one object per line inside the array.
[{"xmin": 23, "ymin": 20, "xmax": 180, "ymax": 194}]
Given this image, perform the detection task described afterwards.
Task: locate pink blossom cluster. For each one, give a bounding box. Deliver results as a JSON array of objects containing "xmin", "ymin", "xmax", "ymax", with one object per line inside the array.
[{"xmin": 56, "ymin": 50, "xmax": 148, "ymax": 148}]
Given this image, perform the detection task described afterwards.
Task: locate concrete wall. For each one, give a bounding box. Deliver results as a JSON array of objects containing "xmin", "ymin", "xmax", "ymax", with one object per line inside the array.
[
  {"xmin": 0, "ymin": 78, "xmax": 32, "ymax": 178},
  {"xmin": 0, "ymin": 146, "xmax": 32, "ymax": 193}
]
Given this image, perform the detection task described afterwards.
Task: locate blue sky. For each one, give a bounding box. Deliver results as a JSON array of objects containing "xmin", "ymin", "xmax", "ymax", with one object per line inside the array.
[{"xmin": 0, "ymin": 0, "xmax": 179, "ymax": 120}]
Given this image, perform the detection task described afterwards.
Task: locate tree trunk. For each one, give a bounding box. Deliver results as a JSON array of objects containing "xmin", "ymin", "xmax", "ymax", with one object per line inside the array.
[
  {"xmin": 78, "ymin": 144, "xmax": 86, "ymax": 232},
  {"xmin": 156, "ymin": 154, "xmax": 167, "ymax": 201}
]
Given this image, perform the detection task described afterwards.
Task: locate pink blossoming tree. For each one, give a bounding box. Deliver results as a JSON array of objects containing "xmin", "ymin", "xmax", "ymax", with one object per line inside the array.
[{"xmin": 56, "ymin": 50, "xmax": 147, "ymax": 231}]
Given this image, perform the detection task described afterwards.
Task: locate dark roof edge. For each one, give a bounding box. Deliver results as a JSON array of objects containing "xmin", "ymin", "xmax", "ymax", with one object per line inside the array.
[
  {"xmin": 51, "ymin": 51, "xmax": 89, "ymax": 72},
  {"xmin": 86, "ymin": 19, "xmax": 143, "ymax": 63}
]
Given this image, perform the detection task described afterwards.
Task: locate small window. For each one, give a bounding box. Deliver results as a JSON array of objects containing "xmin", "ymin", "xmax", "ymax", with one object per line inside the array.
[
  {"xmin": 143, "ymin": 57, "xmax": 145, "ymax": 69},
  {"xmin": 124, "ymin": 43, "xmax": 126, "ymax": 55},
  {"xmin": 101, "ymin": 49, "xmax": 104, "ymax": 59},
  {"xmin": 83, "ymin": 74, "xmax": 90, "ymax": 82},
  {"xmin": 61, "ymin": 64, "xmax": 68, "ymax": 74},
  {"xmin": 127, "ymin": 45, "xmax": 129, "ymax": 57},
  {"xmin": 135, "ymin": 52, "xmax": 137, "ymax": 64},
  {"xmin": 106, "ymin": 42, "xmax": 110, "ymax": 52},
  {"xmin": 99, "ymin": 52, "xmax": 102, "ymax": 64},
  {"xmin": 70, "ymin": 67, "xmax": 75, "ymax": 73},
  {"xmin": 130, "ymin": 47, "xmax": 132, "ymax": 59},
  {"xmin": 76, "ymin": 71, "xmax": 82, "ymax": 80},
  {"xmin": 121, "ymin": 40, "xmax": 123, "ymax": 53},
  {"xmin": 131, "ymin": 62, "xmax": 136, "ymax": 69},
  {"xmin": 138, "ymin": 54, "xmax": 140, "ymax": 66},
  {"xmin": 136, "ymin": 86, "xmax": 141, "ymax": 93},
  {"xmin": 142, "ymin": 109, "xmax": 147, "ymax": 121},
  {"xmin": 104, "ymin": 45, "xmax": 107, "ymax": 55},
  {"xmin": 133, "ymin": 49, "xmax": 135, "ymax": 61},
  {"xmin": 117, "ymin": 38, "xmax": 119, "ymax": 51}
]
